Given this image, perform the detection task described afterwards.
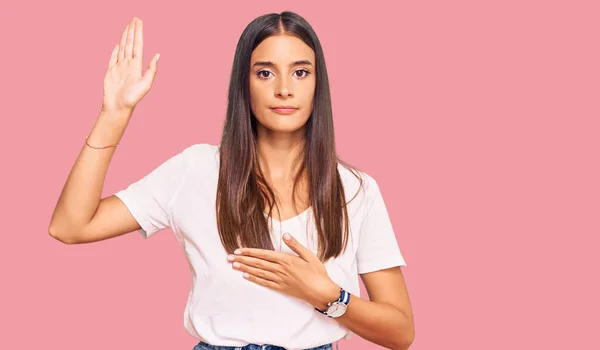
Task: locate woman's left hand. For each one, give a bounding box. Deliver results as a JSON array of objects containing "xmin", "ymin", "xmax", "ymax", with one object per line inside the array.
[{"xmin": 227, "ymin": 232, "xmax": 340, "ymax": 310}]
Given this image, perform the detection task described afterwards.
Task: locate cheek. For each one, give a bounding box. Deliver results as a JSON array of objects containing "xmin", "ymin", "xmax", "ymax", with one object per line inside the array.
[
  {"xmin": 300, "ymin": 86, "xmax": 315, "ymax": 111},
  {"xmin": 301, "ymin": 79, "xmax": 316, "ymax": 101},
  {"xmin": 249, "ymin": 83, "xmax": 265, "ymax": 114}
]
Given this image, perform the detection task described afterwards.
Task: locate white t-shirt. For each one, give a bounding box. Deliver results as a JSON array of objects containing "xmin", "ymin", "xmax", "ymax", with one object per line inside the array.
[{"xmin": 114, "ymin": 143, "xmax": 406, "ymax": 349}]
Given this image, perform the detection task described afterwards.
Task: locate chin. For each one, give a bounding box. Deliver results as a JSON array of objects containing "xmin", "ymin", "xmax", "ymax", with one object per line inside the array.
[
  {"xmin": 256, "ymin": 114, "xmax": 310, "ymax": 134},
  {"xmin": 261, "ymin": 120, "xmax": 307, "ymax": 134}
]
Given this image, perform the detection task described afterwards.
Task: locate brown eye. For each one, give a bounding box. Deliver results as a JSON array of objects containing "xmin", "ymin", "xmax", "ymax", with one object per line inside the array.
[
  {"xmin": 294, "ymin": 69, "xmax": 310, "ymax": 78},
  {"xmin": 257, "ymin": 70, "xmax": 272, "ymax": 79}
]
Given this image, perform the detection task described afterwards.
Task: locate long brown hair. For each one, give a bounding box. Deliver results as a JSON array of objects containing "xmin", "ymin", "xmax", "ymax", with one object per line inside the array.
[{"xmin": 216, "ymin": 11, "xmax": 362, "ymax": 261}]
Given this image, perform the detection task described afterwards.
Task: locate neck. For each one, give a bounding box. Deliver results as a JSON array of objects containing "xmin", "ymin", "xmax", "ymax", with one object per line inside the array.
[{"xmin": 256, "ymin": 126, "xmax": 306, "ymax": 183}]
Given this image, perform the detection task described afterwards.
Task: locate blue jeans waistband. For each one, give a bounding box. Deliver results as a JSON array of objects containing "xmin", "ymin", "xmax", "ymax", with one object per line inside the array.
[{"xmin": 194, "ymin": 341, "xmax": 333, "ymax": 350}]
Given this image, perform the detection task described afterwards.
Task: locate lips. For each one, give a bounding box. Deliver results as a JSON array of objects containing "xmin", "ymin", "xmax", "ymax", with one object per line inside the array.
[{"xmin": 270, "ymin": 106, "xmax": 298, "ymax": 114}]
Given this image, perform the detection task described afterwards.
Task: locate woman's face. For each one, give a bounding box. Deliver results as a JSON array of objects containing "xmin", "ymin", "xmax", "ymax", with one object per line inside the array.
[{"xmin": 249, "ymin": 34, "xmax": 316, "ymax": 134}]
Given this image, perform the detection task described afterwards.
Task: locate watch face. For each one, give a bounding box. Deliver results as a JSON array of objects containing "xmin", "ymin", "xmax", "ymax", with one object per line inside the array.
[{"xmin": 327, "ymin": 301, "xmax": 348, "ymax": 318}]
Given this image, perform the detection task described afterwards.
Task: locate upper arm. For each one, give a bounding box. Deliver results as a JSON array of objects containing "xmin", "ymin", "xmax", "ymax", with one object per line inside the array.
[
  {"xmin": 356, "ymin": 176, "xmax": 407, "ymax": 274},
  {"xmin": 56, "ymin": 144, "xmax": 202, "ymax": 244},
  {"xmin": 73, "ymin": 195, "xmax": 142, "ymax": 244},
  {"xmin": 361, "ymin": 267, "xmax": 414, "ymax": 325},
  {"xmin": 355, "ymin": 176, "xmax": 413, "ymax": 336}
]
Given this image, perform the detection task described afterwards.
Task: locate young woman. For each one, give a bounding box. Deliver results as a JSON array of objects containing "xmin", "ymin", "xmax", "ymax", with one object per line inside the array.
[{"xmin": 49, "ymin": 12, "xmax": 415, "ymax": 350}]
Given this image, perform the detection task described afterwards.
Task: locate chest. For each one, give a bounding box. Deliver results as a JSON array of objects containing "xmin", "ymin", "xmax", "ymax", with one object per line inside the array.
[{"xmin": 266, "ymin": 180, "xmax": 311, "ymax": 223}]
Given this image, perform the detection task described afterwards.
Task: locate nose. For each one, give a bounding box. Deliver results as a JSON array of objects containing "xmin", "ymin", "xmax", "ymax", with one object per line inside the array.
[{"xmin": 275, "ymin": 76, "xmax": 293, "ymax": 98}]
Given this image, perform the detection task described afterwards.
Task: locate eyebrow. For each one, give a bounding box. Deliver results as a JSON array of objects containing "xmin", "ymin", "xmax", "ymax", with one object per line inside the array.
[{"xmin": 252, "ymin": 60, "xmax": 313, "ymax": 68}]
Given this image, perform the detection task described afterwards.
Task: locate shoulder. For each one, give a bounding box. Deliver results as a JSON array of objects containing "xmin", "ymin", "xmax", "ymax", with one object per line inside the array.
[
  {"xmin": 336, "ymin": 162, "xmax": 381, "ymax": 206},
  {"xmin": 183, "ymin": 143, "xmax": 220, "ymax": 158},
  {"xmin": 153, "ymin": 143, "xmax": 219, "ymax": 183},
  {"xmin": 179, "ymin": 143, "xmax": 220, "ymax": 168}
]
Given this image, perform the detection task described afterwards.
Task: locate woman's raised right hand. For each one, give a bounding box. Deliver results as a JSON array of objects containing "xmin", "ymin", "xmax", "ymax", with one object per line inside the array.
[{"xmin": 102, "ymin": 17, "xmax": 160, "ymax": 113}]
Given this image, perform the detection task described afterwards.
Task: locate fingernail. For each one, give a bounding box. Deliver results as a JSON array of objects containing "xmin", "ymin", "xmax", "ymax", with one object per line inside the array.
[
  {"xmin": 234, "ymin": 249, "xmax": 242, "ymax": 255},
  {"xmin": 227, "ymin": 255, "xmax": 235, "ymax": 262},
  {"xmin": 156, "ymin": 53, "xmax": 160, "ymax": 62},
  {"xmin": 233, "ymin": 262, "xmax": 240, "ymax": 268},
  {"xmin": 283, "ymin": 233, "xmax": 291, "ymax": 241}
]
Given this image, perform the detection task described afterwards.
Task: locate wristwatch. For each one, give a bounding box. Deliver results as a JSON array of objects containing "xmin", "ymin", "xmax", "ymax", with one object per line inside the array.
[{"xmin": 315, "ymin": 287, "xmax": 351, "ymax": 318}]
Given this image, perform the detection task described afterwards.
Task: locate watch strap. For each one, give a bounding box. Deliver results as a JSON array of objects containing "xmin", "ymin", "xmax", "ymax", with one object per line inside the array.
[{"xmin": 315, "ymin": 287, "xmax": 350, "ymax": 316}]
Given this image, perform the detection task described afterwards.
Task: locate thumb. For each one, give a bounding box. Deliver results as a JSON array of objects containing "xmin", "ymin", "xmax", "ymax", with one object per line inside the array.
[
  {"xmin": 283, "ymin": 233, "xmax": 316, "ymax": 262},
  {"xmin": 141, "ymin": 53, "xmax": 160, "ymax": 86}
]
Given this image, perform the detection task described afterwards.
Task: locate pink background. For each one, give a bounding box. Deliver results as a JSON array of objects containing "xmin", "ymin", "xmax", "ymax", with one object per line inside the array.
[{"xmin": 1, "ymin": 0, "xmax": 598, "ymax": 349}]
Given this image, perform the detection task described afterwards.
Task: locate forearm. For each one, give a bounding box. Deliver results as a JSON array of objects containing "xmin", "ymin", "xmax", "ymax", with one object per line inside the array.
[
  {"xmin": 49, "ymin": 108, "xmax": 131, "ymax": 239},
  {"xmin": 325, "ymin": 294, "xmax": 414, "ymax": 350}
]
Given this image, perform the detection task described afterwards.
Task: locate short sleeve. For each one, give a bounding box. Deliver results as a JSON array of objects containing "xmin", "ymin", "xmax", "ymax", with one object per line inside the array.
[
  {"xmin": 113, "ymin": 145, "xmax": 194, "ymax": 239},
  {"xmin": 356, "ymin": 177, "xmax": 407, "ymax": 274}
]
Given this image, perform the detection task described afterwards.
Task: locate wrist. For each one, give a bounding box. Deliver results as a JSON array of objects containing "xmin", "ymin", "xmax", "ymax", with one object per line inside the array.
[
  {"xmin": 99, "ymin": 107, "xmax": 134, "ymax": 121},
  {"xmin": 315, "ymin": 281, "xmax": 342, "ymax": 311},
  {"xmin": 87, "ymin": 112, "xmax": 129, "ymax": 147}
]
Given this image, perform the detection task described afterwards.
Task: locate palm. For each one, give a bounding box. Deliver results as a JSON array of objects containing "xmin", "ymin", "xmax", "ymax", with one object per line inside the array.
[
  {"xmin": 103, "ymin": 58, "xmax": 145, "ymax": 110},
  {"xmin": 102, "ymin": 17, "xmax": 159, "ymax": 112}
]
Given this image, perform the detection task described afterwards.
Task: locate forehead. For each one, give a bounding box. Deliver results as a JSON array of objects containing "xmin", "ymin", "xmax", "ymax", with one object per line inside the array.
[{"xmin": 251, "ymin": 35, "xmax": 315, "ymax": 65}]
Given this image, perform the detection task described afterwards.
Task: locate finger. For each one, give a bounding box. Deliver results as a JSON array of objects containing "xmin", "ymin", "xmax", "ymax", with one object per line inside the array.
[
  {"xmin": 108, "ymin": 44, "xmax": 119, "ymax": 68},
  {"xmin": 283, "ymin": 233, "xmax": 318, "ymax": 263},
  {"xmin": 125, "ymin": 19, "xmax": 135, "ymax": 59},
  {"xmin": 233, "ymin": 262, "xmax": 282, "ymax": 283},
  {"xmin": 133, "ymin": 18, "xmax": 143, "ymax": 59},
  {"xmin": 141, "ymin": 53, "xmax": 160, "ymax": 86},
  {"xmin": 231, "ymin": 255, "xmax": 282, "ymax": 274},
  {"xmin": 243, "ymin": 271, "xmax": 281, "ymax": 290},
  {"xmin": 118, "ymin": 23, "xmax": 129, "ymax": 62},
  {"xmin": 236, "ymin": 248, "xmax": 292, "ymax": 265}
]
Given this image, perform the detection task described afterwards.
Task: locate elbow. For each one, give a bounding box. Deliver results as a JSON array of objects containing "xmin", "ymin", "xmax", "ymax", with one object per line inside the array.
[
  {"xmin": 48, "ymin": 224, "xmax": 79, "ymax": 245},
  {"xmin": 393, "ymin": 312, "xmax": 415, "ymax": 350},
  {"xmin": 392, "ymin": 332, "xmax": 415, "ymax": 350},
  {"xmin": 394, "ymin": 336, "xmax": 415, "ymax": 350}
]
